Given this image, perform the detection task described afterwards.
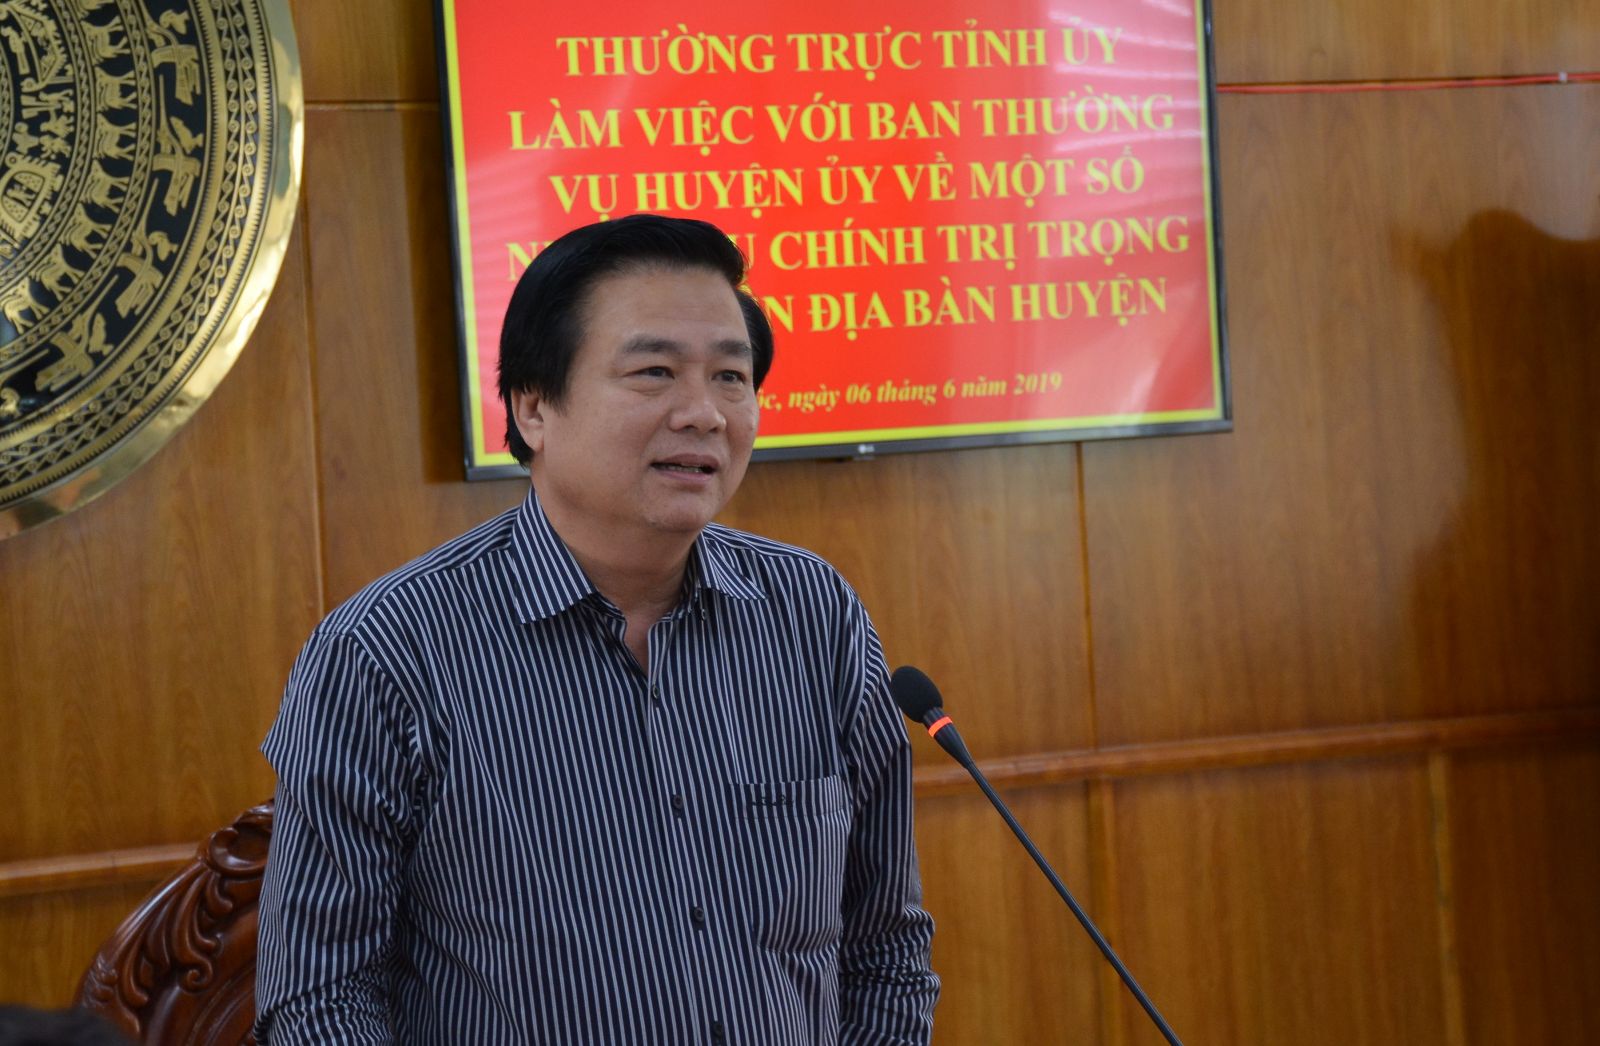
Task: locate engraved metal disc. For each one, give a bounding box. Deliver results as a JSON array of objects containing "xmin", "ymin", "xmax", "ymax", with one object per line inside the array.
[{"xmin": 0, "ymin": 0, "xmax": 301, "ymax": 536}]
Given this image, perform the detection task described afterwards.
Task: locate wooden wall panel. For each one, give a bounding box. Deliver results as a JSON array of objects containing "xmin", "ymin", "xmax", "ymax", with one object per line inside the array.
[
  {"xmin": 724, "ymin": 444, "xmax": 1093, "ymax": 762},
  {"xmin": 301, "ymin": 109, "xmax": 523, "ymax": 606},
  {"xmin": 0, "ymin": 228, "xmax": 320, "ymax": 862},
  {"xmin": 1447, "ymin": 744, "xmax": 1600, "ymax": 1044},
  {"xmin": 1212, "ymin": 0, "xmax": 1600, "ymax": 83},
  {"xmin": 914, "ymin": 785, "xmax": 1101, "ymax": 1044},
  {"xmin": 1084, "ymin": 86, "xmax": 1600, "ymax": 745},
  {"xmin": 0, "ymin": 881, "xmax": 172, "ymax": 1007},
  {"xmin": 1109, "ymin": 758, "xmax": 1446, "ymax": 1045},
  {"xmin": 288, "ymin": 0, "xmax": 437, "ymax": 103}
]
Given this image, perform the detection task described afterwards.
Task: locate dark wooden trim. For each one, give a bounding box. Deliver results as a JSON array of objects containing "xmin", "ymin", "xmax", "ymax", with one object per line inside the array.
[
  {"xmin": 2, "ymin": 707, "xmax": 1594, "ymax": 898},
  {"xmin": 0, "ymin": 844, "xmax": 193, "ymax": 902},
  {"xmin": 911, "ymin": 706, "xmax": 1600, "ymax": 796}
]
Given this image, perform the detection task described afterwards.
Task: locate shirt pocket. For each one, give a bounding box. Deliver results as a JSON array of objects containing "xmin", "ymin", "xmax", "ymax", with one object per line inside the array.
[{"xmin": 731, "ymin": 774, "xmax": 851, "ymax": 953}]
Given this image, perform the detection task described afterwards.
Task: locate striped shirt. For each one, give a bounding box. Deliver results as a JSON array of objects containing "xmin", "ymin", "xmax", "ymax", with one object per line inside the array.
[{"xmin": 255, "ymin": 488, "xmax": 938, "ymax": 1044}]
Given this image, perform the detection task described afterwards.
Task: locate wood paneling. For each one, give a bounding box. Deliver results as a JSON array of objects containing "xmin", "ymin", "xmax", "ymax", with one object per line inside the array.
[
  {"xmin": 0, "ymin": 847, "xmax": 188, "ymax": 902},
  {"xmin": 912, "ymin": 706, "xmax": 1600, "ymax": 795},
  {"xmin": 301, "ymin": 109, "xmax": 522, "ymax": 605},
  {"xmin": 1110, "ymin": 758, "xmax": 1446, "ymax": 1045},
  {"xmin": 1212, "ymin": 0, "xmax": 1600, "ymax": 84},
  {"xmin": 724, "ymin": 444, "xmax": 1093, "ymax": 761},
  {"xmin": 1447, "ymin": 744, "xmax": 1600, "ymax": 1045},
  {"xmin": 915, "ymin": 785, "xmax": 1101, "ymax": 1044},
  {"xmin": 0, "ymin": 881, "xmax": 171, "ymax": 1007},
  {"xmin": 1085, "ymin": 86, "xmax": 1600, "ymax": 745},
  {"xmin": 0, "ymin": 228, "xmax": 320, "ymax": 863},
  {"xmin": 288, "ymin": 0, "xmax": 438, "ymax": 103}
]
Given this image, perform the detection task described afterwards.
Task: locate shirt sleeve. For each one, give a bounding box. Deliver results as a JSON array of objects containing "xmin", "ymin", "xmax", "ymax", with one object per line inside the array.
[
  {"xmin": 254, "ymin": 628, "xmax": 422, "ymax": 1044},
  {"xmin": 835, "ymin": 601, "xmax": 941, "ymax": 1045}
]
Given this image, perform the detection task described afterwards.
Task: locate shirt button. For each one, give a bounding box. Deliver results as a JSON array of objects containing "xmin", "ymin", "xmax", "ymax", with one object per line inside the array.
[
  {"xmin": 650, "ymin": 684, "xmax": 662, "ymax": 704},
  {"xmin": 670, "ymin": 793, "xmax": 685, "ymax": 816},
  {"xmin": 690, "ymin": 904, "xmax": 705, "ymax": 927},
  {"xmin": 710, "ymin": 1020, "xmax": 725, "ymax": 1042}
]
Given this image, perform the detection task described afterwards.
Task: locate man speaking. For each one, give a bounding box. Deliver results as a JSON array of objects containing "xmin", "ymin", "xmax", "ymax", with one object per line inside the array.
[{"xmin": 254, "ymin": 215, "xmax": 939, "ymax": 1043}]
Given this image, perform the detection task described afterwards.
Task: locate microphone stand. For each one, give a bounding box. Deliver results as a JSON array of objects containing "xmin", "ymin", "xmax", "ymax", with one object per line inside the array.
[
  {"xmin": 959, "ymin": 756, "xmax": 1183, "ymax": 1046},
  {"xmin": 891, "ymin": 665, "xmax": 1183, "ymax": 1045}
]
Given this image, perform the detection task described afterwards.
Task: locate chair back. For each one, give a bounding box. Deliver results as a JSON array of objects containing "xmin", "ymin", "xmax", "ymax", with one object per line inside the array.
[{"xmin": 78, "ymin": 803, "xmax": 273, "ymax": 1046}]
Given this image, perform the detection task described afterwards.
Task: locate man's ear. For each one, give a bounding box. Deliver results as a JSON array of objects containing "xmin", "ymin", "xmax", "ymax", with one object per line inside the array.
[{"xmin": 509, "ymin": 388, "xmax": 547, "ymax": 457}]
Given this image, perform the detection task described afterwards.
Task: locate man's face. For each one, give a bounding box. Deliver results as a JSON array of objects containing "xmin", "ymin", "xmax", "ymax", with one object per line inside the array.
[{"xmin": 515, "ymin": 265, "xmax": 759, "ymax": 548}]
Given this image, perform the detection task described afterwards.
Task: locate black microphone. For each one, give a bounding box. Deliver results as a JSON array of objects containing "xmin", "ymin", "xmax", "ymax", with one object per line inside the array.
[
  {"xmin": 887, "ymin": 664, "xmax": 973, "ymax": 766},
  {"xmin": 890, "ymin": 666, "xmax": 1184, "ymax": 1046}
]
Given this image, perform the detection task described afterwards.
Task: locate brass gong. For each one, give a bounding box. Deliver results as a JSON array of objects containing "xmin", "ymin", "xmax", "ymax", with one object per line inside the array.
[{"xmin": 0, "ymin": 0, "xmax": 301, "ymax": 535}]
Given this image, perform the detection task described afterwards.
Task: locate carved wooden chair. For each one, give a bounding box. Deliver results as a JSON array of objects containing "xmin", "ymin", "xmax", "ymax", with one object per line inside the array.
[{"xmin": 78, "ymin": 803, "xmax": 273, "ymax": 1046}]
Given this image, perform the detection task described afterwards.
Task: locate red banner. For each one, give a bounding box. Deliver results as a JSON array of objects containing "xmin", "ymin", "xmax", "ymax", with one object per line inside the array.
[{"xmin": 438, "ymin": 0, "xmax": 1228, "ymax": 473}]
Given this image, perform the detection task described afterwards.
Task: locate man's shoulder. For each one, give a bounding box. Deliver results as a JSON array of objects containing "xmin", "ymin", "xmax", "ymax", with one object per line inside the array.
[
  {"xmin": 318, "ymin": 503, "xmax": 521, "ymax": 636},
  {"xmin": 701, "ymin": 523, "xmax": 858, "ymax": 603},
  {"xmin": 703, "ymin": 521, "xmax": 834, "ymax": 567}
]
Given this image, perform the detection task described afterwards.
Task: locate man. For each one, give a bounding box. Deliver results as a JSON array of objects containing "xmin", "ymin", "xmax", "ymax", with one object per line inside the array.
[{"xmin": 255, "ymin": 214, "xmax": 938, "ymax": 1043}]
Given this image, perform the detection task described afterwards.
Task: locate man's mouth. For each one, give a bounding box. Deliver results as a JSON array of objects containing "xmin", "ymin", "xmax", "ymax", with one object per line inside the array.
[{"xmin": 652, "ymin": 461, "xmax": 716, "ymax": 474}]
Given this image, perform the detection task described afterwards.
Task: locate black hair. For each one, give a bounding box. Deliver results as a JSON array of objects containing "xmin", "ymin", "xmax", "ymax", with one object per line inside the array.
[{"xmin": 497, "ymin": 214, "xmax": 774, "ymax": 466}]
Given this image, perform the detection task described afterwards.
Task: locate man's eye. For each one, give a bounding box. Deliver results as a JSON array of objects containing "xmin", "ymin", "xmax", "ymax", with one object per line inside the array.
[
  {"xmin": 635, "ymin": 366, "xmax": 671, "ymax": 378},
  {"xmin": 717, "ymin": 370, "xmax": 750, "ymax": 384}
]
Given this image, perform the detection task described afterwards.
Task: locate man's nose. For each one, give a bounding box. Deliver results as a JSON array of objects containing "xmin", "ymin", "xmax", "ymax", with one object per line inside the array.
[{"xmin": 670, "ymin": 375, "xmax": 725, "ymax": 431}]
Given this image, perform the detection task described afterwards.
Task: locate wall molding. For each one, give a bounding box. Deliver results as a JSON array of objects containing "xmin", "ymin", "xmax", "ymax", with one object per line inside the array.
[
  {"xmin": 911, "ymin": 705, "xmax": 1599, "ymax": 796},
  {"xmin": 2, "ymin": 706, "xmax": 1593, "ymax": 901},
  {"xmin": 0, "ymin": 844, "xmax": 195, "ymax": 902}
]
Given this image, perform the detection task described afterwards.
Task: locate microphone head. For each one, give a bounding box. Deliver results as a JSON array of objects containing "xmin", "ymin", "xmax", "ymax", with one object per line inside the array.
[{"xmin": 890, "ymin": 665, "xmax": 945, "ymax": 723}]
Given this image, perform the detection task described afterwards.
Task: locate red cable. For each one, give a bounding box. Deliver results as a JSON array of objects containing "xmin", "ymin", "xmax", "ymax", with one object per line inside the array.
[{"xmin": 1217, "ymin": 72, "xmax": 1600, "ymax": 94}]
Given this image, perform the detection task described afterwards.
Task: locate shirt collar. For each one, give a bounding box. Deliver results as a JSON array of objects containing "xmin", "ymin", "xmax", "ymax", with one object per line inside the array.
[
  {"xmin": 510, "ymin": 488, "xmax": 766, "ymax": 624},
  {"xmin": 509, "ymin": 488, "xmax": 596, "ymax": 623},
  {"xmin": 691, "ymin": 527, "xmax": 768, "ymax": 603}
]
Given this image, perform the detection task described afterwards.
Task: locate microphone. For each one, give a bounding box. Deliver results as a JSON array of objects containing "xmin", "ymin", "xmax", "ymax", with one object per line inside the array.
[
  {"xmin": 887, "ymin": 663, "xmax": 973, "ymax": 766},
  {"xmin": 890, "ymin": 666, "xmax": 1184, "ymax": 1046}
]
